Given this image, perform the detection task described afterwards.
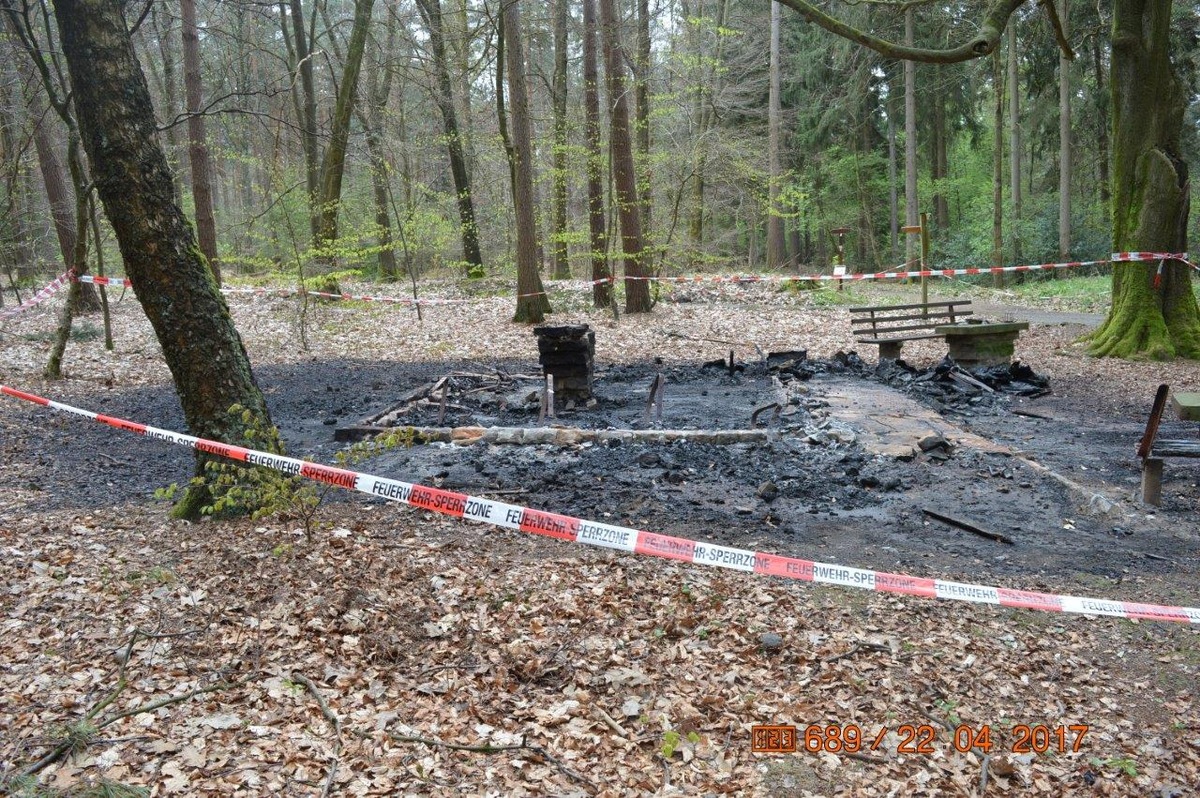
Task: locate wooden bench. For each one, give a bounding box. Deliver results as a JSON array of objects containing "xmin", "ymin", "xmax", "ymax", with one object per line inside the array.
[
  {"xmin": 848, "ymin": 300, "xmax": 973, "ymax": 359},
  {"xmin": 1137, "ymin": 384, "xmax": 1200, "ymax": 505}
]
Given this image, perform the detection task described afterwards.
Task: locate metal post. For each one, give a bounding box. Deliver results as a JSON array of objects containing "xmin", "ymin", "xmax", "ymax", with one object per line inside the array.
[{"xmin": 832, "ymin": 226, "xmax": 850, "ymax": 292}]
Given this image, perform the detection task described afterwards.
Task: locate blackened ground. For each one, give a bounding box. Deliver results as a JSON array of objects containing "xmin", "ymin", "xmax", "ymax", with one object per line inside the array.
[{"xmin": 2, "ymin": 355, "xmax": 1197, "ymax": 593}]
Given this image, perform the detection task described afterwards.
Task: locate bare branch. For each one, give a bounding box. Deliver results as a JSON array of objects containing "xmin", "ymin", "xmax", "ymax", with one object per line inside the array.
[
  {"xmin": 1038, "ymin": 0, "xmax": 1076, "ymax": 60},
  {"xmin": 774, "ymin": 0, "xmax": 1030, "ymax": 64}
]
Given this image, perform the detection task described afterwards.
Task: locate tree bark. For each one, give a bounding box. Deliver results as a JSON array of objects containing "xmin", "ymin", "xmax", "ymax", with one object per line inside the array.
[
  {"xmin": 582, "ymin": 0, "xmax": 612, "ymax": 307},
  {"xmin": 1091, "ymin": 34, "xmax": 1111, "ymax": 216},
  {"xmin": 992, "ymin": 49, "xmax": 1005, "ymax": 287},
  {"xmin": 505, "ymin": 0, "xmax": 549, "ymax": 323},
  {"xmin": 1008, "ymin": 22, "xmax": 1022, "ymax": 264},
  {"xmin": 599, "ymin": 0, "xmax": 650, "ymax": 312},
  {"xmin": 904, "ymin": 7, "xmax": 918, "ymax": 266},
  {"xmin": 285, "ymin": 0, "xmax": 320, "ymax": 236},
  {"xmin": 1090, "ymin": 0, "xmax": 1199, "ymax": 358},
  {"xmin": 181, "ymin": 0, "xmax": 220, "ymax": 284},
  {"xmin": 550, "ymin": 0, "xmax": 571, "ymax": 279},
  {"xmin": 635, "ymin": 0, "xmax": 652, "ymax": 238},
  {"xmin": 53, "ymin": 0, "xmax": 279, "ymax": 515},
  {"xmin": 766, "ymin": 1, "xmax": 786, "ymax": 268},
  {"xmin": 417, "ymin": 0, "xmax": 484, "ymax": 276},
  {"xmin": 313, "ymin": 0, "xmax": 375, "ymax": 257},
  {"xmin": 1058, "ymin": 0, "xmax": 1071, "ymax": 259},
  {"xmin": 366, "ymin": 16, "xmax": 399, "ymax": 281},
  {"xmin": 931, "ymin": 70, "xmax": 949, "ymax": 232},
  {"xmin": 886, "ymin": 66, "xmax": 898, "ymax": 263}
]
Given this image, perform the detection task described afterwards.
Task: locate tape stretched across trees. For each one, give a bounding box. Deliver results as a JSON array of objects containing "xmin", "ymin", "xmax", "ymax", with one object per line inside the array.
[
  {"xmin": 0, "ymin": 270, "xmax": 73, "ymax": 321},
  {"xmin": 72, "ymin": 275, "xmax": 471, "ymax": 307},
  {"xmin": 0, "ymin": 256, "xmax": 1125, "ymax": 320},
  {"xmin": 2, "ymin": 384, "xmax": 1198, "ymax": 625}
]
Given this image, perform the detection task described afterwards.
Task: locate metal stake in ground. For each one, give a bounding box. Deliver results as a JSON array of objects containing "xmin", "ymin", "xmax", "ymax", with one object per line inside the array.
[{"xmin": 644, "ymin": 374, "xmax": 665, "ymax": 424}]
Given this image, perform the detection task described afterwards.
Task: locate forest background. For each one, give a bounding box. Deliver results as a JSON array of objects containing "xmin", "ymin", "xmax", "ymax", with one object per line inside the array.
[{"xmin": 3, "ymin": 0, "xmax": 1198, "ymax": 304}]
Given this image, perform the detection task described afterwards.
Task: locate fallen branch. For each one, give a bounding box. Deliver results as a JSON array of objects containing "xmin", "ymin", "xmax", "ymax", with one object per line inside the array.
[
  {"xmin": 923, "ymin": 509, "xmax": 1014, "ymax": 545},
  {"xmin": 593, "ymin": 707, "xmax": 629, "ymax": 738},
  {"xmin": 20, "ymin": 678, "xmax": 237, "ymax": 777},
  {"xmin": 292, "ymin": 673, "xmax": 342, "ymax": 798},
  {"xmin": 391, "ymin": 732, "xmax": 595, "ymax": 791},
  {"xmin": 822, "ymin": 641, "xmax": 891, "ymax": 665}
]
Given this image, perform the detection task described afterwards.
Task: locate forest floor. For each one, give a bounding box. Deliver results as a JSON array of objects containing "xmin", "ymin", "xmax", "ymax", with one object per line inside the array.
[{"xmin": 1, "ymin": 276, "xmax": 1199, "ymax": 797}]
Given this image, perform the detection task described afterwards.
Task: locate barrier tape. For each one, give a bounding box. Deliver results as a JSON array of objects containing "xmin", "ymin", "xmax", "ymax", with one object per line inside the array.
[
  {"xmin": 2, "ymin": 384, "xmax": 1197, "ymax": 626},
  {"xmin": 7, "ymin": 253, "xmax": 1190, "ymax": 321},
  {"xmin": 1110, "ymin": 252, "xmax": 1189, "ymax": 262},
  {"xmin": 73, "ymin": 275, "xmax": 472, "ymax": 307},
  {"xmin": 613, "ymin": 258, "xmax": 1103, "ymax": 285},
  {"xmin": 0, "ymin": 270, "xmax": 74, "ymax": 322}
]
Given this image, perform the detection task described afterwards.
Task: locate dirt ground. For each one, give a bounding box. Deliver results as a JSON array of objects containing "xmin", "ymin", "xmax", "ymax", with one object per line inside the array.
[{"xmin": 1, "ymin": 279, "xmax": 1198, "ymax": 796}]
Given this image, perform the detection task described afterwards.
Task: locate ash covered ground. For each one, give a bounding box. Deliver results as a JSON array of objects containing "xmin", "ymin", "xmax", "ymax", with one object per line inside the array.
[{"xmin": 5, "ymin": 350, "xmax": 1199, "ymax": 590}]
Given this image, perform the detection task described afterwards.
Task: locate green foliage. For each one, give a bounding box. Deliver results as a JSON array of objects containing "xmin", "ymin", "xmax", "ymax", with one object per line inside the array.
[
  {"xmin": 188, "ymin": 405, "xmax": 322, "ymax": 539},
  {"xmin": 334, "ymin": 427, "xmax": 419, "ymax": 469},
  {"xmin": 659, "ymin": 729, "xmax": 701, "ymax": 758},
  {"xmin": 1089, "ymin": 756, "xmax": 1138, "ymax": 777},
  {"xmin": 303, "ymin": 268, "xmax": 363, "ymax": 295}
]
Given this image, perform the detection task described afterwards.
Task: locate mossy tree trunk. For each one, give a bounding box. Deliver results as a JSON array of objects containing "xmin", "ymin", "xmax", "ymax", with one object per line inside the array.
[
  {"xmin": 54, "ymin": 0, "xmax": 279, "ymax": 516},
  {"xmin": 1089, "ymin": 0, "xmax": 1200, "ymax": 359}
]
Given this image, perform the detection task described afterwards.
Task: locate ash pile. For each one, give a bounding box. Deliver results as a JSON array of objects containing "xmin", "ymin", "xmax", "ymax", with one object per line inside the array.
[{"xmin": 770, "ymin": 351, "xmax": 1050, "ymax": 415}]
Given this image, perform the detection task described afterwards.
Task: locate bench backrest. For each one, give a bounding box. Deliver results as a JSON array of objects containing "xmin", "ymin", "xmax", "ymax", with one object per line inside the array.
[
  {"xmin": 1138, "ymin": 384, "xmax": 1170, "ymax": 460},
  {"xmin": 848, "ymin": 300, "xmax": 973, "ymax": 338}
]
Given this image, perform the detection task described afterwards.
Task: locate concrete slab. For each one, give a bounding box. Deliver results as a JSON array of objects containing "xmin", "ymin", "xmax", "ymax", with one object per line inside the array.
[{"xmin": 819, "ymin": 377, "xmax": 1009, "ymax": 458}]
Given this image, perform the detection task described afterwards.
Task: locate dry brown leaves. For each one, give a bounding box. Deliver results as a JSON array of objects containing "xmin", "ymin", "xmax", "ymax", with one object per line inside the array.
[{"xmin": 1, "ymin": 278, "xmax": 1199, "ymax": 796}]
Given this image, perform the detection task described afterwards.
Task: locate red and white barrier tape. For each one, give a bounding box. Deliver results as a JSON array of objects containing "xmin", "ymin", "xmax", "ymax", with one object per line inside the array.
[
  {"xmin": 8, "ymin": 253, "xmax": 1190, "ymax": 321},
  {"xmin": 610, "ymin": 258, "xmax": 1103, "ymax": 285},
  {"xmin": 1110, "ymin": 252, "xmax": 1189, "ymax": 262},
  {"xmin": 0, "ymin": 270, "xmax": 74, "ymax": 322},
  {"xmin": 2, "ymin": 384, "xmax": 1196, "ymax": 625},
  {"xmin": 73, "ymin": 275, "xmax": 471, "ymax": 306}
]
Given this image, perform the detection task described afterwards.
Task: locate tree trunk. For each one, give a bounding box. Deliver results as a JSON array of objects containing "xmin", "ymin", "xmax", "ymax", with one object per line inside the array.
[
  {"xmin": 582, "ymin": 0, "xmax": 612, "ymax": 308},
  {"xmin": 54, "ymin": 0, "xmax": 279, "ymax": 516},
  {"xmin": 366, "ymin": 17, "xmax": 399, "ymax": 280},
  {"xmin": 1092, "ymin": 34, "xmax": 1111, "ymax": 217},
  {"xmin": 313, "ymin": 0, "xmax": 375, "ymax": 257},
  {"xmin": 550, "ymin": 0, "xmax": 571, "ymax": 279},
  {"xmin": 904, "ymin": 7, "xmax": 918, "ymax": 266},
  {"xmin": 992, "ymin": 49, "xmax": 1005, "ymax": 287},
  {"xmin": 1090, "ymin": 0, "xmax": 1199, "ymax": 359},
  {"xmin": 417, "ymin": 0, "xmax": 484, "ymax": 276},
  {"xmin": 887, "ymin": 66, "xmax": 898, "ymax": 263},
  {"xmin": 7, "ymin": 26, "xmax": 101, "ymax": 320},
  {"xmin": 635, "ymin": 0, "xmax": 652, "ymax": 238},
  {"xmin": 931, "ymin": 69, "xmax": 949, "ymax": 233},
  {"xmin": 285, "ymin": 0, "xmax": 320, "ymax": 237},
  {"xmin": 1008, "ymin": 22, "xmax": 1022, "ymax": 265},
  {"xmin": 766, "ymin": 1, "xmax": 786, "ymax": 268},
  {"xmin": 181, "ymin": 0, "xmax": 220, "ymax": 284},
  {"xmin": 1058, "ymin": 0, "xmax": 1071, "ymax": 260},
  {"xmin": 150, "ymin": 6, "xmax": 184, "ymax": 206},
  {"xmin": 599, "ymin": 0, "xmax": 650, "ymax": 312},
  {"xmin": 505, "ymin": 0, "xmax": 549, "ymax": 322}
]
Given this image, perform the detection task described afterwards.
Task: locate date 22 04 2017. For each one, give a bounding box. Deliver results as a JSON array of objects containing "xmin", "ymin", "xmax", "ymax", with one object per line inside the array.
[{"xmin": 751, "ymin": 723, "xmax": 1090, "ymax": 756}]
